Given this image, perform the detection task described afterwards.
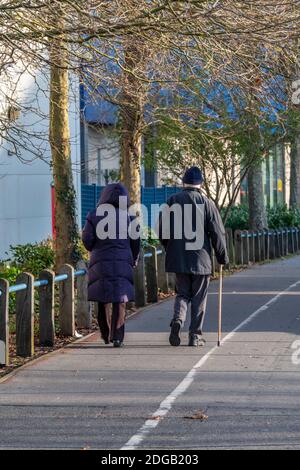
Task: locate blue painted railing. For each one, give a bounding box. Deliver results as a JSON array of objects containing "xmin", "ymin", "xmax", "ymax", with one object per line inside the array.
[
  {"xmin": 1, "ymin": 251, "xmax": 163, "ymax": 297},
  {"xmin": 239, "ymin": 228, "xmax": 297, "ymax": 238},
  {"xmin": 0, "ymin": 269, "xmax": 87, "ymax": 297}
]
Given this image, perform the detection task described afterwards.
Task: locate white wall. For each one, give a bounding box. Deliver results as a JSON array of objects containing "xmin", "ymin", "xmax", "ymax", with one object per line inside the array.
[
  {"xmin": 86, "ymin": 125, "xmax": 120, "ymax": 185},
  {"xmin": 85, "ymin": 126, "xmax": 150, "ymax": 186},
  {"xmin": 0, "ymin": 67, "xmax": 81, "ymax": 259}
]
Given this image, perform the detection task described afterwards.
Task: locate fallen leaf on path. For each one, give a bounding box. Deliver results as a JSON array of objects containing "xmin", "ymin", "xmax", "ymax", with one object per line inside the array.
[{"xmin": 184, "ymin": 411, "xmax": 208, "ymax": 421}]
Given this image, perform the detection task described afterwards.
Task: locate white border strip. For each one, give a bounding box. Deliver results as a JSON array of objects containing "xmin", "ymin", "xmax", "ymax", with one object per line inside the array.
[{"xmin": 121, "ymin": 279, "xmax": 300, "ymax": 450}]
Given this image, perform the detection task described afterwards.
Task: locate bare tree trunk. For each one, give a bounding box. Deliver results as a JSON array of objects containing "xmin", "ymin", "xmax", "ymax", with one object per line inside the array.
[
  {"xmin": 119, "ymin": 39, "xmax": 146, "ymax": 206},
  {"xmin": 49, "ymin": 38, "xmax": 79, "ymax": 268},
  {"xmin": 290, "ymin": 136, "xmax": 300, "ymax": 208},
  {"xmin": 119, "ymin": 100, "xmax": 143, "ymax": 205},
  {"xmin": 248, "ymin": 163, "xmax": 268, "ymax": 229}
]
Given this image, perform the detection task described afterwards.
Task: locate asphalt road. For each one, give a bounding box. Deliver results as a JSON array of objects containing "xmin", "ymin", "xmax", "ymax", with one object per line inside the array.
[{"xmin": 0, "ymin": 256, "xmax": 300, "ymax": 450}]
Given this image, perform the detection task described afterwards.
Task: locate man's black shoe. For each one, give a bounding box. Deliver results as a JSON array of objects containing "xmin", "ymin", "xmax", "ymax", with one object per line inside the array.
[
  {"xmin": 113, "ymin": 340, "xmax": 124, "ymax": 348},
  {"xmin": 169, "ymin": 320, "xmax": 181, "ymax": 346},
  {"xmin": 188, "ymin": 335, "xmax": 206, "ymax": 347}
]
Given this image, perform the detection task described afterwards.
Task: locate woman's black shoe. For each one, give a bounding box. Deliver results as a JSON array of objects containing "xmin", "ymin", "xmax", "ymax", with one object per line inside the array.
[
  {"xmin": 169, "ymin": 320, "xmax": 181, "ymax": 346},
  {"xmin": 113, "ymin": 340, "xmax": 124, "ymax": 348}
]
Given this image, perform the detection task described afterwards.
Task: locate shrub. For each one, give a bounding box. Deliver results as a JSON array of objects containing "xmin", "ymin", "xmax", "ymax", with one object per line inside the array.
[
  {"xmin": 77, "ymin": 238, "xmax": 89, "ymax": 262},
  {"xmin": 222, "ymin": 203, "xmax": 300, "ymax": 232},
  {"xmin": 6, "ymin": 240, "xmax": 55, "ymax": 276},
  {"xmin": 0, "ymin": 264, "xmax": 22, "ymax": 314},
  {"xmin": 222, "ymin": 205, "xmax": 249, "ymax": 232},
  {"xmin": 0, "ymin": 264, "xmax": 21, "ymax": 285},
  {"xmin": 141, "ymin": 226, "xmax": 160, "ymax": 248},
  {"xmin": 267, "ymin": 205, "xmax": 300, "ymax": 229},
  {"xmin": 1, "ymin": 241, "xmax": 55, "ymax": 316}
]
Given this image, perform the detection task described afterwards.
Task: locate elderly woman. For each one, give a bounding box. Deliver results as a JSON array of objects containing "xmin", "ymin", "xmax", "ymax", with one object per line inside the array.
[{"xmin": 82, "ymin": 182, "xmax": 140, "ymax": 347}]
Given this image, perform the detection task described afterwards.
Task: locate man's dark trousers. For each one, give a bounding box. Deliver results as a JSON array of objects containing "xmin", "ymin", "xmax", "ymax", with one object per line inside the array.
[{"xmin": 173, "ymin": 274, "xmax": 210, "ymax": 337}]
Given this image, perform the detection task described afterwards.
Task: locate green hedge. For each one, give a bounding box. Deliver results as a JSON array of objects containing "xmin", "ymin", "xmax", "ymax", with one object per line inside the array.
[
  {"xmin": 267, "ymin": 205, "xmax": 300, "ymax": 229},
  {"xmin": 223, "ymin": 204, "xmax": 300, "ymax": 232},
  {"xmin": 221, "ymin": 205, "xmax": 249, "ymax": 232},
  {"xmin": 0, "ymin": 241, "xmax": 55, "ymax": 315},
  {"xmin": 7, "ymin": 241, "xmax": 55, "ymax": 276}
]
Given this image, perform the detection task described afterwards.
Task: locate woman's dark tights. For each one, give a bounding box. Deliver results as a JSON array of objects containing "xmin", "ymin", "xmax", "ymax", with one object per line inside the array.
[{"xmin": 98, "ymin": 302, "xmax": 126, "ymax": 343}]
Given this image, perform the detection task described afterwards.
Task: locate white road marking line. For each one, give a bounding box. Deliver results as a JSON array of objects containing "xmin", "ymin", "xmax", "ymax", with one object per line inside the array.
[{"xmin": 121, "ymin": 278, "xmax": 300, "ymax": 450}]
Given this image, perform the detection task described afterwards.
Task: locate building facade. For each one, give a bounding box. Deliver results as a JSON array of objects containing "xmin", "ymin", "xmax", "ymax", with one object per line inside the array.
[
  {"xmin": 0, "ymin": 75, "xmax": 292, "ymax": 260},
  {"xmin": 240, "ymin": 144, "xmax": 290, "ymax": 207},
  {"xmin": 0, "ymin": 68, "xmax": 81, "ymax": 259}
]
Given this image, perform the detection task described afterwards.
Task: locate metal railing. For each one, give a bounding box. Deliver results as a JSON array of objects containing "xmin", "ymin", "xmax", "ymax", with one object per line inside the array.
[
  {"xmin": 230, "ymin": 227, "xmax": 300, "ymax": 266},
  {"xmin": 1, "ymin": 229, "xmax": 300, "ymax": 368},
  {"xmin": 1, "ymin": 249, "xmax": 165, "ymax": 297},
  {"xmin": 0, "ymin": 248, "xmax": 170, "ymax": 367},
  {"xmin": 0, "ymin": 269, "xmax": 87, "ymax": 297}
]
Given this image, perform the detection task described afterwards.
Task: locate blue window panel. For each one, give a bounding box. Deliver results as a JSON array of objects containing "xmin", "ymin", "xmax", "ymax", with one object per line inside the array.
[{"xmin": 81, "ymin": 185, "xmax": 182, "ymax": 228}]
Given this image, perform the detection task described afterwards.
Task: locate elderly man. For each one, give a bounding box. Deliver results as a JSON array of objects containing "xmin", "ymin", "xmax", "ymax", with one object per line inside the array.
[{"xmin": 159, "ymin": 166, "xmax": 228, "ymax": 347}]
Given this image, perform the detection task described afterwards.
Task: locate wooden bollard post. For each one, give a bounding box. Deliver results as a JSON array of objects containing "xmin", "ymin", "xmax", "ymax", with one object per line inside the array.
[
  {"xmin": 269, "ymin": 230, "xmax": 276, "ymax": 259},
  {"xmin": 290, "ymin": 228, "xmax": 294, "ymax": 254},
  {"xmin": 59, "ymin": 264, "xmax": 75, "ymax": 337},
  {"xmin": 234, "ymin": 230, "xmax": 243, "ymax": 266},
  {"xmin": 282, "ymin": 228, "xmax": 288, "ymax": 256},
  {"xmin": 254, "ymin": 230, "xmax": 261, "ymax": 262},
  {"xmin": 282, "ymin": 228, "xmax": 286, "ymax": 256},
  {"xmin": 145, "ymin": 246, "xmax": 158, "ymax": 303},
  {"xmin": 286, "ymin": 228, "xmax": 290, "ymax": 254},
  {"xmin": 0, "ymin": 279, "xmax": 9, "ymax": 366},
  {"xmin": 259, "ymin": 230, "xmax": 266, "ymax": 261},
  {"xmin": 134, "ymin": 248, "xmax": 146, "ymax": 307},
  {"xmin": 291, "ymin": 228, "xmax": 296, "ymax": 253},
  {"xmin": 242, "ymin": 230, "xmax": 250, "ymax": 265},
  {"xmin": 291, "ymin": 228, "xmax": 295, "ymax": 253},
  {"xmin": 273, "ymin": 229, "xmax": 278, "ymax": 258},
  {"xmin": 157, "ymin": 247, "xmax": 169, "ymax": 294},
  {"xmin": 264, "ymin": 230, "xmax": 269, "ymax": 261},
  {"xmin": 226, "ymin": 228, "xmax": 235, "ymax": 267},
  {"xmin": 76, "ymin": 261, "xmax": 91, "ymax": 329},
  {"xmin": 260, "ymin": 231, "xmax": 264, "ymax": 260},
  {"xmin": 278, "ymin": 229, "xmax": 282, "ymax": 257},
  {"xmin": 39, "ymin": 270, "xmax": 55, "ymax": 347},
  {"xmin": 274, "ymin": 230, "xmax": 280, "ymax": 258},
  {"xmin": 293, "ymin": 227, "xmax": 298, "ymax": 253},
  {"xmin": 285, "ymin": 228, "xmax": 290, "ymax": 255},
  {"xmin": 287, "ymin": 228, "xmax": 293, "ymax": 253},
  {"xmin": 16, "ymin": 273, "xmax": 34, "ymax": 357},
  {"xmin": 279, "ymin": 228, "xmax": 284, "ymax": 256},
  {"xmin": 294, "ymin": 228, "xmax": 299, "ymax": 253},
  {"xmin": 277, "ymin": 229, "xmax": 283, "ymax": 257},
  {"xmin": 297, "ymin": 228, "xmax": 300, "ymax": 252},
  {"xmin": 248, "ymin": 230, "xmax": 255, "ymax": 263}
]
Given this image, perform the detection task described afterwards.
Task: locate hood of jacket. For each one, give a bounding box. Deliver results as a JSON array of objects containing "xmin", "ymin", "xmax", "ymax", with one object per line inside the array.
[{"xmin": 98, "ymin": 183, "xmax": 129, "ymax": 208}]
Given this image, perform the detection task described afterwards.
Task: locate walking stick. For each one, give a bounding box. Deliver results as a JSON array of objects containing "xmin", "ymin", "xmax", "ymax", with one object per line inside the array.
[{"xmin": 217, "ymin": 264, "xmax": 223, "ymax": 347}]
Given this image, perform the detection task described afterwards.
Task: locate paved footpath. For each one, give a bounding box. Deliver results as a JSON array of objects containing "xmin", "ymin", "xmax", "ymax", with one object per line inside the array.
[{"xmin": 1, "ymin": 257, "xmax": 300, "ymax": 450}]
